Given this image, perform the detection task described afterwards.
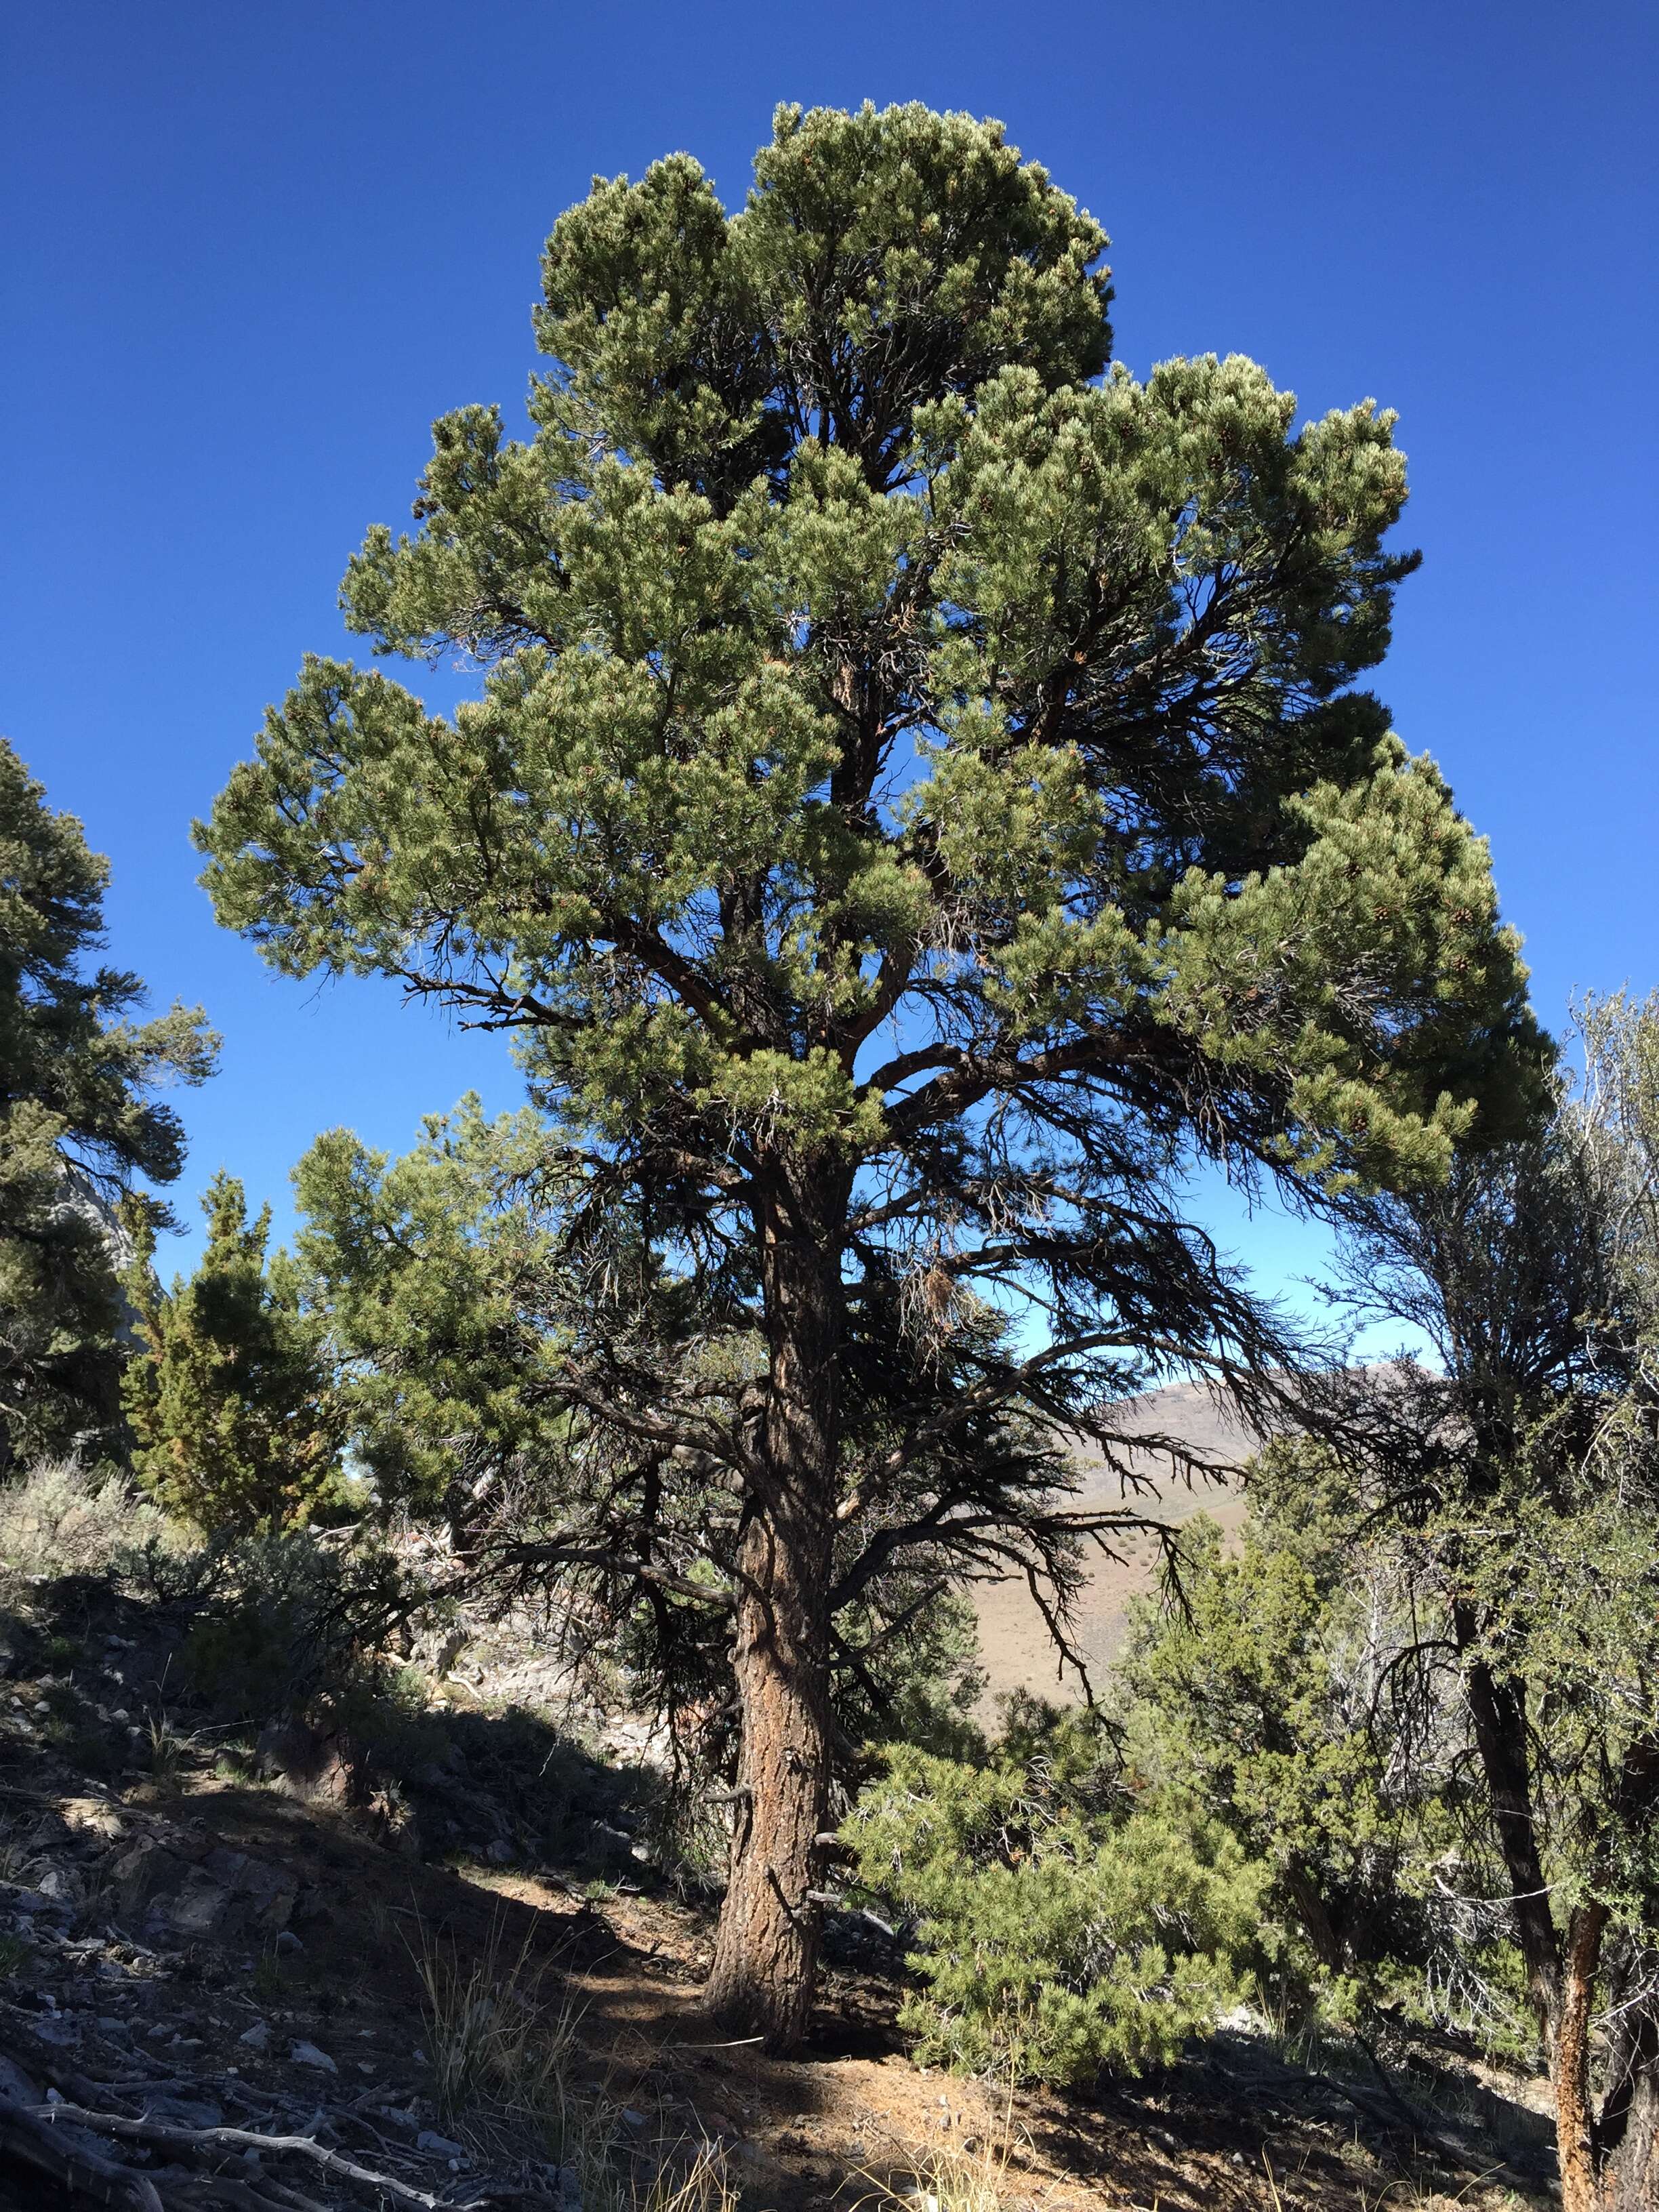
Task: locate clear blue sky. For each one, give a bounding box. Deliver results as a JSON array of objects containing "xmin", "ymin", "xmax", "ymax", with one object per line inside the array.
[{"xmin": 5, "ymin": 1, "xmax": 1655, "ymax": 1311}]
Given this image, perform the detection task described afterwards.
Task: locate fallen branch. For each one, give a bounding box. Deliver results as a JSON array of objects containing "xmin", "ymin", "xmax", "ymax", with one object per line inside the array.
[{"xmin": 12, "ymin": 2097, "xmax": 480, "ymax": 2211}]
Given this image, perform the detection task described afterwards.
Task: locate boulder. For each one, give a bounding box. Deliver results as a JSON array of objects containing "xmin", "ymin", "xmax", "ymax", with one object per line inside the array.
[
  {"xmin": 150, "ymin": 1866, "xmax": 232, "ymax": 1941},
  {"xmin": 112, "ymin": 1839, "xmax": 177, "ymax": 1923},
  {"xmin": 203, "ymin": 1847, "xmax": 296, "ymax": 1932}
]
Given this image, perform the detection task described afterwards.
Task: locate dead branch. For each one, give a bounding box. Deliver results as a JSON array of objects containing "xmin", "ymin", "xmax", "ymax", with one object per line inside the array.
[{"xmin": 8, "ymin": 2095, "xmax": 496, "ymax": 2211}]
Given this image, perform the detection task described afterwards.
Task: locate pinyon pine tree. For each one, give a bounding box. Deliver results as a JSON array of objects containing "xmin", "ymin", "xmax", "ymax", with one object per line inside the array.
[
  {"xmin": 0, "ymin": 739, "xmax": 216, "ymax": 1464},
  {"xmin": 197, "ymin": 102, "xmax": 1541, "ymax": 2044}
]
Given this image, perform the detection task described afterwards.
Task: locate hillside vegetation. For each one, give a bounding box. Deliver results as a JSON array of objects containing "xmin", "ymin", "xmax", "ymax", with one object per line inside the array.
[{"xmin": 0, "ymin": 1457, "xmax": 1557, "ymax": 2212}]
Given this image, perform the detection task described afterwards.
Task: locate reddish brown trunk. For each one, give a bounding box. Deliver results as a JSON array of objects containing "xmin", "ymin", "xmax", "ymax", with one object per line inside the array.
[
  {"xmin": 1556, "ymin": 1901, "xmax": 1609, "ymax": 2212},
  {"xmin": 703, "ymin": 1179, "xmax": 843, "ymax": 2050},
  {"xmin": 703, "ymin": 1498, "xmax": 834, "ymax": 2047}
]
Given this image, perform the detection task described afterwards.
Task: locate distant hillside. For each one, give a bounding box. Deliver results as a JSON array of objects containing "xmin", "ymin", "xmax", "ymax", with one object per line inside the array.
[{"xmin": 972, "ymin": 1378, "xmax": 1263, "ymax": 1708}]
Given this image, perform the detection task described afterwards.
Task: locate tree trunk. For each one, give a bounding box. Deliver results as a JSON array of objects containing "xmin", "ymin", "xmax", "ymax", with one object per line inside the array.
[
  {"xmin": 702, "ymin": 1497, "xmax": 834, "ymax": 2047},
  {"xmin": 703, "ymin": 1175, "xmax": 844, "ymax": 2050},
  {"xmin": 1555, "ymin": 1900, "xmax": 1608, "ymax": 2212},
  {"xmin": 1601, "ymin": 2028, "xmax": 1659, "ymax": 2211},
  {"xmin": 1456, "ymin": 1611, "xmax": 1562, "ymax": 2045}
]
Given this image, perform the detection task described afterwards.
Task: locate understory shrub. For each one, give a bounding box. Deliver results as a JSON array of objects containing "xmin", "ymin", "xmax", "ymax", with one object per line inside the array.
[
  {"xmin": 176, "ymin": 1525, "xmax": 427, "ymax": 1721},
  {"xmin": 842, "ymin": 1700, "xmax": 1269, "ymax": 2085},
  {"xmin": 0, "ymin": 1459, "xmax": 178, "ymax": 1580}
]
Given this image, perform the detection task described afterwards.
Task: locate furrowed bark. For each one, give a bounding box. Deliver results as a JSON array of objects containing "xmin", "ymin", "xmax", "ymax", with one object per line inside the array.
[
  {"xmin": 1555, "ymin": 1900, "xmax": 1608, "ymax": 2212},
  {"xmin": 703, "ymin": 1172, "xmax": 843, "ymax": 2049}
]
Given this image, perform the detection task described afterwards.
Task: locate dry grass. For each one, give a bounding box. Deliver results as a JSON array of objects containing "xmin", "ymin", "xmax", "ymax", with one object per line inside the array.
[
  {"xmin": 409, "ymin": 1910, "xmax": 737, "ymax": 2212},
  {"xmin": 411, "ymin": 1912, "xmax": 581, "ymax": 2127},
  {"xmin": 626, "ymin": 2138, "xmax": 741, "ymax": 2212},
  {"xmin": 145, "ymin": 1707, "xmax": 199, "ymax": 1787}
]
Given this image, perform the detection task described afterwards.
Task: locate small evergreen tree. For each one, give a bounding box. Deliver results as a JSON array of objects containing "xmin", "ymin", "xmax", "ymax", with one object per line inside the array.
[
  {"xmin": 843, "ymin": 1699, "xmax": 1268, "ymax": 2084},
  {"xmin": 124, "ymin": 1171, "xmax": 344, "ymax": 1532},
  {"xmin": 1113, "ymin": 1443, "xmax": 1467, "ymax": 2030},
  {"xmin": 0, "ymin": 738, "xmax": 217, "ymax": 1465},
  {"xmin": 290, "ymin": 1097, "xmax": 571, "ymax": 1547}
]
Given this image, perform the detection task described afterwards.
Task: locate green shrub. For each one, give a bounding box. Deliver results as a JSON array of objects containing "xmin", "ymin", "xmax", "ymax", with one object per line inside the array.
[
  {"xmin": 842, "ymin": 1702, "xmax": 1268, "ymax": 2085},
  {"xmin": 178, "ymin": 1525, "xmax": 423, "ymax": 1722}
]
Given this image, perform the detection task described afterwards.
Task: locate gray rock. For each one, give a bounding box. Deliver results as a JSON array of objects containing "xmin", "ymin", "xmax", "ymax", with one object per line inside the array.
[
  {"xmin": 0, "ymin": 2053, "xmax": 41, "ymax": 2104},
  {"xmin": 112, "ymin": 1839, "xmax": 178, "ymax": 1922},
  {"xmin": 289, "ymin": 2040, "xmax": 337, "ymax": 2073},
  {"xmin": 273, "ymin": 1928, "xmax": 302, "ymax": 1955},
  {"xmin": 203, "ymin": 1847, "xmax": 298, "ymax": 1931},
  {"xmin": 153, "ymin": 1868, "xmax": 232, "ymax": 1940}
]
